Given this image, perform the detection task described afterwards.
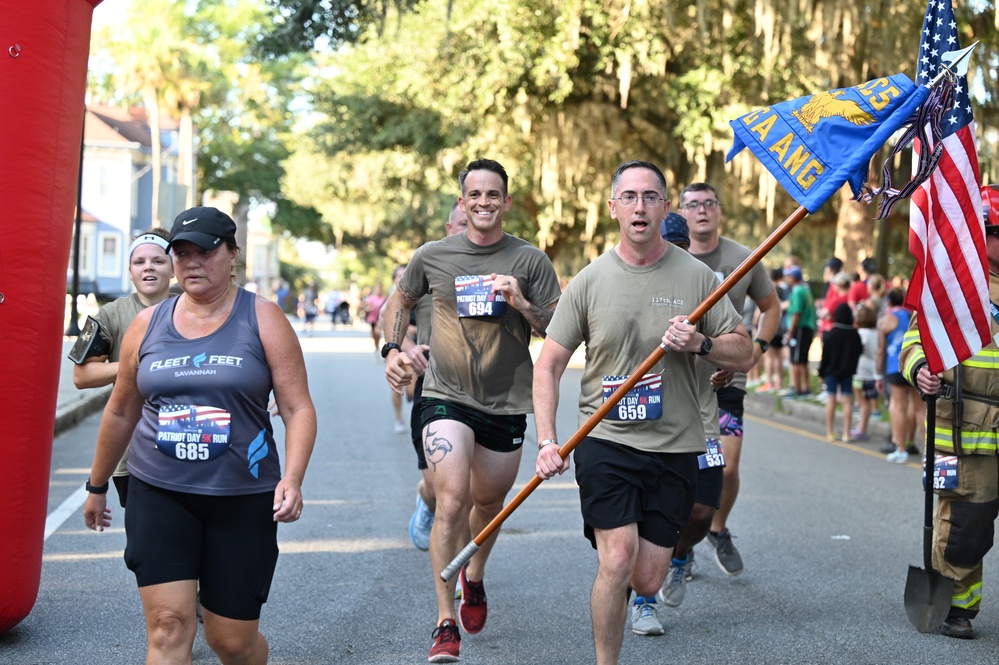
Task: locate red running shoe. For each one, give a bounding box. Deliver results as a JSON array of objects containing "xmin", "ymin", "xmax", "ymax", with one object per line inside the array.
[
  {"xmin": 458, "ymin": 564, "xmax": 487, "ymax": 634},
  {"xmin": 428, "ymin": 619, "xmax": 460, "ymax": 663}
]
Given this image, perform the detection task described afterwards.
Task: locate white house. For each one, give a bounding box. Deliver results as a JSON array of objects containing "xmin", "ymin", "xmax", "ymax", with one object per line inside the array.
[{"xmin": 69, "ymin": 104, "xmax": 195, "ymax": 299}]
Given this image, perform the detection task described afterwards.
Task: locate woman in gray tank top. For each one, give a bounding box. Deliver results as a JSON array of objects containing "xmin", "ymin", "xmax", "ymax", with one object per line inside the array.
[{"xmin": 83, "ymin": 207, "xmax": 317, "ymax": 664}]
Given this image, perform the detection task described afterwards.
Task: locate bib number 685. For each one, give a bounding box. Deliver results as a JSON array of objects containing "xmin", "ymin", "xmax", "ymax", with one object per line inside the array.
[{"xmin": 176, "ymin": 442, "xmax": 210, "ymax": 461}]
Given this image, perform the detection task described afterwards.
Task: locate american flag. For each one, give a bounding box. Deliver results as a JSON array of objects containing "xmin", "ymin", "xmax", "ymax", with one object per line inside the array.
[
  {"xmin": 159, "ymin": 404, "xmax": 231, "ymax": 429},
  {"xmin": 904, "ymin": 0, "xmax": 989, "ymax": 374}
]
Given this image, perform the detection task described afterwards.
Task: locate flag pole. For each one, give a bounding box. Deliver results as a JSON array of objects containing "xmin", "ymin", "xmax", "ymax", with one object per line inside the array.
[{"xmin": 441, "ymin": 204, "xmax": 809, "ymax": 582}]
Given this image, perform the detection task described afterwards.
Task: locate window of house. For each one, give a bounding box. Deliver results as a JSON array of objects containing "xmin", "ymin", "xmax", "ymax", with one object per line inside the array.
[{"xmin": 97, "ymin": 233, "xmax": 121, "ymax": 277}]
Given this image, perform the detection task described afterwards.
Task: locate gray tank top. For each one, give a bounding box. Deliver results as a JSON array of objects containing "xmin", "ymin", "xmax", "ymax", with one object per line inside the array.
[{"xmin": 128, "ymin": 287, "xmax": 280, "ymax": 495}]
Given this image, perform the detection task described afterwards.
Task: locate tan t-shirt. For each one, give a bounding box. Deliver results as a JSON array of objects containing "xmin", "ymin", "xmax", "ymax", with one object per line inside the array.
[
  {"xmin": 546, "ymin": 246, "xmax": 742, "ymax": 454},
  {"xmin": 691, "ymin": 236, "xmax": 772, "ymax": 392},
  {"xmin": 401, "ymin": 232, "xmax": 561, "ymax": 414}
]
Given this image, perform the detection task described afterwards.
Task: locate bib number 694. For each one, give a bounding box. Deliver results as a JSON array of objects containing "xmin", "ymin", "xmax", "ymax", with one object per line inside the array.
[{"xmin": 176, "ymin": 442, "xmax": 210, "ymax": 461}]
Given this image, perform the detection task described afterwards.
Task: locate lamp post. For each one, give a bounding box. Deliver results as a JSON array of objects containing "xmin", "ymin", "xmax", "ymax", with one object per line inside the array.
[{"xmin": 66, "ymin": 108, "xmax": 85, "ymax": 336}]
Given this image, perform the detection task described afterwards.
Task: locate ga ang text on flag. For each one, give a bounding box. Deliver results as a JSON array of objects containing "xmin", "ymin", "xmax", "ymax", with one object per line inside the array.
[{"xmin": 726, "ymin": 74, "xmax": 929, "ymax": 214}]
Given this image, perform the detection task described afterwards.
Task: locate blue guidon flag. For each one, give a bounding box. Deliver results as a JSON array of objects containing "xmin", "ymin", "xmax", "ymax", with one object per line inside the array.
[{"xmin": 726, "ymin": 75, "xmax": 931, "ymax": 214}]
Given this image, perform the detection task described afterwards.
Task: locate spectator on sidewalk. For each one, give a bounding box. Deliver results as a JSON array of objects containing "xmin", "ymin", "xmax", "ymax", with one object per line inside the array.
[
  {"xmin": 878, "ymin": 287, "xmax": 922, "ymax": 462},
  {"xmin": 851, "ymin": 304, "xmax": 880, "ymax": 441},
  {"xmin": 782, "ymin": 265, "xmax": 816, "ymax": 397},
  {"xmin": 817, "ymin": 303, "xmax": 862, "ymax": 442},
  {"xmin": 758, "ymin": 267, "xmax": 789, "ymax": 393}
]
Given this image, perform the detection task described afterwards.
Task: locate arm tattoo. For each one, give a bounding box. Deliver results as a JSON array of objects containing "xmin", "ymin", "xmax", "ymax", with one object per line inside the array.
[
  {"xmin": 423, "ymin": 426, "xmax": 453, "ymax": 471},
  {"xmin": 521, "ymin": 301, "xmax": 556, "ymax": 337},
  {"xmin": 390, "ymin": 309, "xmax": 407, "ymax": 344}
]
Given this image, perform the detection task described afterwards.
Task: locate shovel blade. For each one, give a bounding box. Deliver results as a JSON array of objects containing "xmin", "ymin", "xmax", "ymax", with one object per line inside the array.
[{"xmin": 904, "ymin": 565, "xmax": 954, "ymax": 633}]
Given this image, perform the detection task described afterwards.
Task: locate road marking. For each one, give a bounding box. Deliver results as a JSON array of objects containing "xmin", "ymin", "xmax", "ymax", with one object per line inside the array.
[
  {"xmin": 746, "ymin": 413, "xmax": 920, "ymax": 467},
  {"xmin": 45, "ymin": 486, "xmax": 88, "ymax": 540}
]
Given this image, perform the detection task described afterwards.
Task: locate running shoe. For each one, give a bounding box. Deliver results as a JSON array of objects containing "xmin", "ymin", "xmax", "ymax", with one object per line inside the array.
[
  {"xmin": 849, "ymin": 428, "xmax": 868, "ymax": 442},
  {"xmin": 458, "ymin": 564, "xmax": 487, "ymax": 634},
  {"xmin": 879, "ymin": 442, "xmax": 897, "ymax": 454},
  {"xmin": 659, "ymin": 555, "xmax": 693, "ymax": 607},
  {"xmin": 428, "ymin": 619, "xmax": 461, "ymax": 663},
  {"xmin": 409, "ymin": 495, "xmax": 434, "ymax": 551},
  {"xmin": 394, "ymin": 420, "xmax": 407, "ymax": 434},
  {"xmin": 630, "ymin": 595, "xmax": 664, "ymax": 636},
  {"xmin": 685, "ymin": 548, "xmax": 697, "ymax": 580},
  {"xmin": 905, "ymin": 443, "xmax": 920, "ymax": 456},
  {"xmin": 707, "ymin": 528, "xmax": 744, "ymax": 576},
  {"xmin": 886, "ymin": 449, "xmax": 910, "ymax": 463}
]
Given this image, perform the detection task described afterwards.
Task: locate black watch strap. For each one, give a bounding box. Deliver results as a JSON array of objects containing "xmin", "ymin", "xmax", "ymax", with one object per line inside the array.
[
  {"xmin": 695, "ymin": 335, "xmax": 713, "ymax": 356},
  {"xmin": 754, "ymin": 337, "xmax": 769, "ymax": 353},
  {"xmin": 85, "ymin": 478, "xmax": 109, "ymax": 494},
  {"xmin": 380, "ymin": 342, "xmax": 402, "ymax": 358}
]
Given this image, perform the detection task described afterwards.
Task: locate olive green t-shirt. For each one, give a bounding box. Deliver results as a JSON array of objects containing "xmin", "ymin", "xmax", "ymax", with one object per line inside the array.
[
  {"xmin": 94, "ymin": 293, "xmax": 147, "ymax": 362},
  {"xmin": 691, "ymin": 236, "xmax": 773, "ymax": 392},
  {"xmin": 414, "ymin": 294, "xmax": 433, "ymax": 346},
  {"xmin": 401, "ymin": 232, "xmax": 561, "ymax": 415},
  {"xmin": 546, "ymin": 246, "xmax": 742, "ymax": 454}
]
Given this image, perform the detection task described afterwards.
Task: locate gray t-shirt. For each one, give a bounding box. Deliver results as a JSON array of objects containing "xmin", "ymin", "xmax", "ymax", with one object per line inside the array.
[
  {"xmin": 691, "ymin": 236, "xmax": 772, "ymax": 391},
  {"xmin": 400, "ymin": 232, "xmax": 561, "ymax": 415},
  {"xmin": 546, "ymin": 246, "xmax": 742, "ymax": 454}
]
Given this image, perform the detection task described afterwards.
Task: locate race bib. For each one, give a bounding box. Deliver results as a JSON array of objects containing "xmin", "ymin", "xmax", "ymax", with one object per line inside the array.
[
  {"xmin": 155, "ymin": 404, "xmax": 232, "ymax": 461},
  {"xmin": 923, "ymin": 454, "xmax": 958, "ymax": 490},
  {"xmin": 602, "ymin": 373, "xmax": 663, "ymax": 421},
  {"xmin": 455, "ymin": 275, "xmax": 508, "ymax": 318},
  {"xmin": 698, "ymin": 437, "xmax": 727, "ymax": 470}
]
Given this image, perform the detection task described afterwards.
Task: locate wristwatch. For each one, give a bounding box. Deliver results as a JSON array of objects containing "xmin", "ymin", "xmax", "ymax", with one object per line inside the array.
[
  {"xmin": 85, "ymin": 478, "xmax": 109, "ymax": 494},
  {"xmin": 754, "ymin": 338, "xmax": 770, "ymax": 353},
  {"xmin": 695, "ymin": 335, "xmax": 713, "ymax": 356},
  {"xmin": 380, "ymin": 342, "xmax": 402, "ymax": 358}
]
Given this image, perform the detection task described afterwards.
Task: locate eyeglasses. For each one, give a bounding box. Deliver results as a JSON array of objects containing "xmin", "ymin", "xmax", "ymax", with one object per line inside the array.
[
  {"xmin": 613, "ymin": 193, "xmax": 666, "ymax": 207},
  {"xmin": 678, "ymin": 199, "xmax": 720, "ymax": 211}
]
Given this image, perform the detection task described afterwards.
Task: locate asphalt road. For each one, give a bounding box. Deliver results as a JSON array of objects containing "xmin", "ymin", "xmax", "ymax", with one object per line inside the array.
[{"xmin": 3, "ymin": 327, "xmax": 998, "ymax": 664}]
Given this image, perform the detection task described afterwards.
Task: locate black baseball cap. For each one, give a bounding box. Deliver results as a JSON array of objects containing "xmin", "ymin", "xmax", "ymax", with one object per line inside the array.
[{"xmin": 167, "ymin": 206, "xmax": 237, "ymax": 252}]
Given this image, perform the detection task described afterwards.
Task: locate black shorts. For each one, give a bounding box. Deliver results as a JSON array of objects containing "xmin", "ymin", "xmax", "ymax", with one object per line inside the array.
[
  {"xmin": 695, "ymin": 447, "xmax": 725, "ymax": 509},
  {"xmin": 886, "ymin": 372, "xmax": 910, "ymax": 387},
  {"xmin": 573, "ymin": 436, "xmax": 697, "ymax": 550},
  {"xmin": 789, "ymin": 327, "xmax": 814, "ymax": 364},
  {"xmin": 124, "ymin": 477, "xmax": 279, "ymax": 621},
  {"xmin": 716, "ymin": 386, "xmax": 746, "ymax": 438},
  {"xmin": 420, "ymin": 397, "xmax": 526, "ymax": 453},
  {"xmin": 410, "ymin": 376, "xmax": 428, "ymax": 470}
]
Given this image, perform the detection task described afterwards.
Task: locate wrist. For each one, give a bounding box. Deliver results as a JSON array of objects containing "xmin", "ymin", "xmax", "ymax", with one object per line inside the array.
[
  {"xmin": 85, "ymin": 478, "xmax": 109, "ymax": 494},
  {"xmin": 538, "ymin": 438, "xmax": 558, "ymax": 450}
]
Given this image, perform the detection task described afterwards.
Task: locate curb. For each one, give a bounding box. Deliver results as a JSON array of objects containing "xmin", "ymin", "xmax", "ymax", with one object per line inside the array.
[
  {"xmin": 745, "ymin": 389, "xmax": 892, "ymax": 443},
  {"xmin": 54, "ymin": 386, "xmax": 111, "ymax": 437}
]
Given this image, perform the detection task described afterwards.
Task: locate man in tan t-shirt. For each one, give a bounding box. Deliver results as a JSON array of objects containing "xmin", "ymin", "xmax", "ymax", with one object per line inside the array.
[
  {"xmin": 534, "ymin": 160, "xmax": 753, "ymax": 665},
  {"xmin": 382, "ymin": 158, "xmax": 561, "ymax": 663}
]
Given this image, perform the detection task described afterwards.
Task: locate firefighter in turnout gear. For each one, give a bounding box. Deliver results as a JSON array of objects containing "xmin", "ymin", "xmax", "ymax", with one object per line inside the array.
[{"xmin": 900, "ymin": 185, "xmax": 999, "ymax": 639}]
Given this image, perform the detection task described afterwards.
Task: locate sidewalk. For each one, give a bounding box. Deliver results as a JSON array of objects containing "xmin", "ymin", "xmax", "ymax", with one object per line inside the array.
[{"xmin": 54, "ymin": 339, "xmax": 112, "ymax": 436}]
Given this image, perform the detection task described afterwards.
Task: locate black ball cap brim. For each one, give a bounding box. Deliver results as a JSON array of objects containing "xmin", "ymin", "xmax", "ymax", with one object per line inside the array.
[{"xmin": 167, "ymin": 232, "xmax": 228, "ymax": 252}]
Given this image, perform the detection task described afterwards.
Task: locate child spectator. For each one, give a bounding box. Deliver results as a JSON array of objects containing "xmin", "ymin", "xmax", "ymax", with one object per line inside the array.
[
  {"xmin": 818, "ymin": 303, "xmax": 862, "ymax": 441},
  {"xmin": 850, "ymin": 304, "xmax": 880, "ymax": 441}
]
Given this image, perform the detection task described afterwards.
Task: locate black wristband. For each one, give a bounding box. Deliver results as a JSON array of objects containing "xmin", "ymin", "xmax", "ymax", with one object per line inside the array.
[
  {"xmin": 380, "ymin": 342, "xmax": 402, "ymax": 358},
  {"xmin": 85, "ymin": 478, "xmax": 109, "ymax": 494}
]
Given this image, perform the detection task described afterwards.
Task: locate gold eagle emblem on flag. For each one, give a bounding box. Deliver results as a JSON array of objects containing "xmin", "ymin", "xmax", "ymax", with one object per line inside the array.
[{"xmin": 790, "ymin": 90, "xmax": 876, "ymax": 133}]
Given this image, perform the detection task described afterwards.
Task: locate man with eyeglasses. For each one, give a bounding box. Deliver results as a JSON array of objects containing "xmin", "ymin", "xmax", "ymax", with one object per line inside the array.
[
  {"xmin": 675, "ymin": 183, "xmax": 781, "ymax": 580},
  {"xmin": 381, "ymin": 158, "xmax": 561, "ymax": 663},
  {"xmin": 534, "ymin": 161, "xmax": 753, "ymax": 663}
]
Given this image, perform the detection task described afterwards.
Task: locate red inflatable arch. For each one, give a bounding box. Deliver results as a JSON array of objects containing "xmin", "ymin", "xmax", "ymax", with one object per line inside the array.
[{"xmin": 0, "ymin": 0, "xmax": 102, "ymax": 632}]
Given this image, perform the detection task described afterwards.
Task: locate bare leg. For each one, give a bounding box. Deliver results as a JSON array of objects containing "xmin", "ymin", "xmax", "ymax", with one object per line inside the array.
[
  {"xmin": 202, "ymin": 610, "xmax": 269, "ymax": 665},
  {"xmin": 463, "ymin": 444, "xmax": 523, "ymax": 582},
  {"xmin": 138, "ymin": 580, "xmax": 199, "ymax": 665},
  {"xmin": 711, "ymin": 435, "xmax": 742, "ymax": 533}
]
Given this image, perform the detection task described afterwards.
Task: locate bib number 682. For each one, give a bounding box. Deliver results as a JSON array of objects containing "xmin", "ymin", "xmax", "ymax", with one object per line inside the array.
[{"xmin": 175, "ymin": 442, "xmax": 210, "ymax": 461}]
